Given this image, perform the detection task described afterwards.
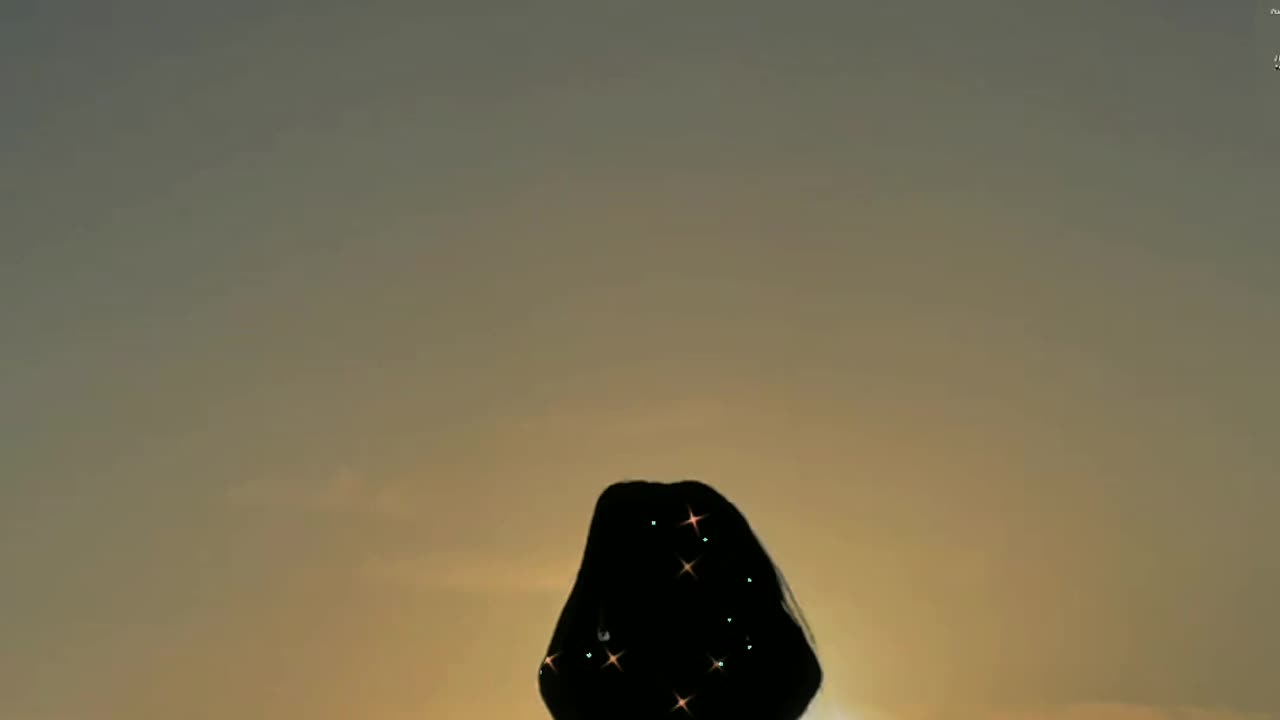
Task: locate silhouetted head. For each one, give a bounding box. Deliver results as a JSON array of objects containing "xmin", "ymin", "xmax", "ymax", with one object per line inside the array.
[{"xmin": 538, "ymin": 479, "xmax": 822, "ymax": 720}]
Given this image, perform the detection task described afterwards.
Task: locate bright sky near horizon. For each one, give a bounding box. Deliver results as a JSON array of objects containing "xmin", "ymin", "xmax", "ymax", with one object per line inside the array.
[{"xmin": 2, "ymin": 2, "xmax": 1278, "ymax": 720}]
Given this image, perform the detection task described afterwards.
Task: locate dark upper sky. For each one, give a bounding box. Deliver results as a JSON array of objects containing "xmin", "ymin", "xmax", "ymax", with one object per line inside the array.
[{"xmin": 2, "ymin": 3, "xmax": 1277, "ymax": 720}]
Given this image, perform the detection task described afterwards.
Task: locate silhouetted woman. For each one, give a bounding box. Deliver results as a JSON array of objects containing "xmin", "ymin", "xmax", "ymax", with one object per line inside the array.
[{"xmin": 538, "ymin": 479, "xmax": 823, "ymax": 720}]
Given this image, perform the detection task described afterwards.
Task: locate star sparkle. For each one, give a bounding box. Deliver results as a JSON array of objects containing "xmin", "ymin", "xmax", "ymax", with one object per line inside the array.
[
  {"xmin": 671, "ymin": 692, "xmax": 696, "ymax": 715},
  {"xmin": 542, "ymin": 652, "xmax": 560, "ymax": 673},
  {"xmin": 601, "ymin": 647, "xmax": 626, "ymax": 671},
  {"xmin": 707, "ymin": 654, "xmax": 727, "ymax": 673},
  {"xmin": 675, "ymin": 554, "xmax": 700, "ymax": 579},
  {"xmin": 679, "ymin": 505, "xmax": 709, "ymax": 536}
]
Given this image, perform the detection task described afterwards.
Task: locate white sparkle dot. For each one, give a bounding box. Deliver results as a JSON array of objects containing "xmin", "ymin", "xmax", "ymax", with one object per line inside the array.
[
  {"xmin": 727, "ymin": 617, "xmax": 732, "ymax": 623},
  {"xmin": 747, "ymin": 577, "xmax": 752, "ymax": 582},
  {"xmin": 586, "ymin": 652, "xmax": 592, "ymax": 658},
  {"xmin": 747, "ymin": 644, "xmax": 753, "ymax": 650},
  {"xmin": 718, "ymin": 661, "xmax": 724, "ymax": 667},
  {"xmin": 651, "ymin": 520, "xmax": 657, "ymax": 525},
  {"xmin": 702, "ymin": 537, "xmax": 708, "ymax": 542}
]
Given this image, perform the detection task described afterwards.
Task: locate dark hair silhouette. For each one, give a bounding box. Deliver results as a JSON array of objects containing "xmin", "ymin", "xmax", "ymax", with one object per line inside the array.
[{"xmin": 538, "ymin": 479, "xmax": 822, "ymax": 720}]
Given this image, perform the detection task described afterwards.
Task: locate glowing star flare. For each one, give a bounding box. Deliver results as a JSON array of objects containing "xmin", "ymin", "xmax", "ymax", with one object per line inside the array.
[
  {"xmin": 602, "ymin": 648, "xmax": 626, "ymax": 671},
  {"xmin": 671, "ymin": 692, "xmax": 696, "ymax": 715},
  {"xmin": 679, "ymin": 505, "xmax": 709, "ymax": 536},
  {"xmin": 676, "ymin": 555, "xmax": 699, "ymax": 579}
]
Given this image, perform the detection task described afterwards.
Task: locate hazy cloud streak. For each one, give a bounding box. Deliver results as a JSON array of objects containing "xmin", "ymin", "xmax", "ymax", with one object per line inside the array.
[
  {"xmin": 362, "ymin": 549, "xmax": 578, "ymax": 595},
  {"xmin": 226, "ymin": 466, "xmax": 415, "ymax": 517}
]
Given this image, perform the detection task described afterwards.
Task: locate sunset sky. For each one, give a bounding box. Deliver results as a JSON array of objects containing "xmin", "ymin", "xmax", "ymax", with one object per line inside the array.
[{"xmin": 2, "ymin": 2, "xmax": 1278, "ymax": 720}]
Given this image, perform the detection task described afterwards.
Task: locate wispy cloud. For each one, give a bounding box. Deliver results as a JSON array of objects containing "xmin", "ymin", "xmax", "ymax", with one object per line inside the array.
[
  {"xmin": 415, "ymin": 699, "xmax": 1274, "ymax": 720},
  {"xmin": 361, "ymin": 549, "xmax": 578, "ymax": 595},
  {"xmin": 226, "ymin": 466, "xmax": 414, "ymax": 517},
  {"xmin": 827, "ymin": 704, "xmax": 1273, "ymax": 720}
]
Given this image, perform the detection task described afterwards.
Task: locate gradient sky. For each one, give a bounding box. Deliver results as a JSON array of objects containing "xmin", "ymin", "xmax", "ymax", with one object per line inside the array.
[{"xmin": 2, "ymin": 2, "xmax": 1278, "ymax": 720}]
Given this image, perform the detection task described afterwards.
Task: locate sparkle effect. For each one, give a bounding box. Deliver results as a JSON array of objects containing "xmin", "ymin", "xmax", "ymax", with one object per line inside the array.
[
  {"xmin": 537, "ymin": 481, "xmax": 819, "ymax": 717},
  {"xmin": 602, "ymin": 648, "xmax": 626, "ymax": 671},
  {"xmin": 679, "ymin": 505, "xmax": 709, "ymax": 536},
  {"xmin": 671, "ymin": 692, "xmax": 696, "ymax": 715}
]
